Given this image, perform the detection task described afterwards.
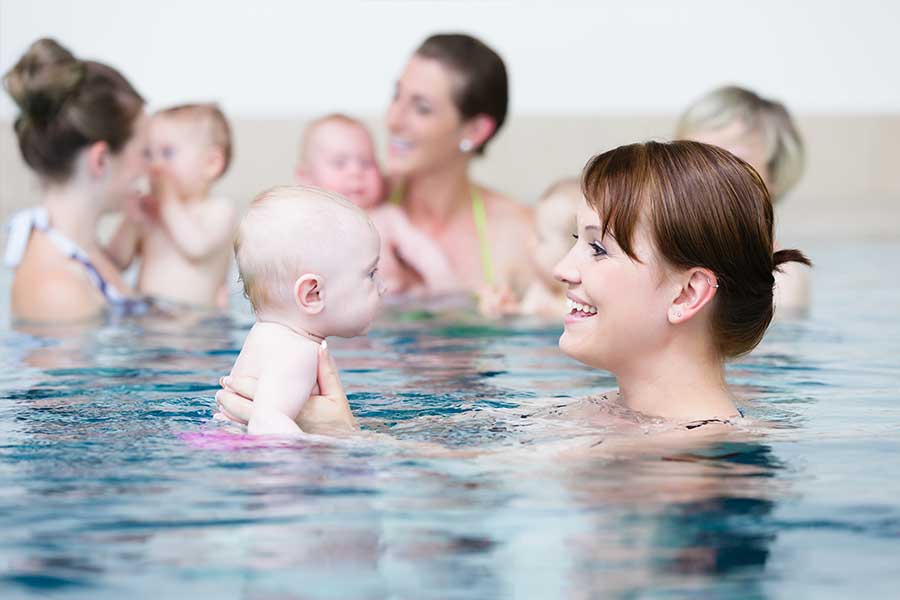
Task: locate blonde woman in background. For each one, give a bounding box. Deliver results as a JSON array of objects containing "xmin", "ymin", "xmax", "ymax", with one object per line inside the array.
[{"xmin": 676, "ymin": 85, "xmax": 810, "ymax": 313}]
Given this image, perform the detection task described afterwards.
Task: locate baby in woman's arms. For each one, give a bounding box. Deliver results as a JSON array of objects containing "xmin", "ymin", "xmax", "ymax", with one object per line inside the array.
[
  {"xmin": 296, "ymin": 114, "xmax": 457, "ymax": 296},
  {"xmin": 226, "ymin": 186, "xmax": 384, "ymax": 436},
  {"xmin": 107, "ymin": 103, "xmax": 236, "ymax": 309}
]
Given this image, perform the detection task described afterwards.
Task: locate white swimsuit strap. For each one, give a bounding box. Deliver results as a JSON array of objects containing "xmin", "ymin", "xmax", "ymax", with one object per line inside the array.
[
  {"xmin": 3, "ymin": 205, "xmax": 132, "ymax": 305},
  {"xmin": 4, "ymin": 206, "xmax": 49, "ymax": 267}
]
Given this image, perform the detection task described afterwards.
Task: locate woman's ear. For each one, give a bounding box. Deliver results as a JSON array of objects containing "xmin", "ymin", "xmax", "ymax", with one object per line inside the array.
[
  {"xmin": 293, "ymin": 274, "xmax": 325, "ymax": 314},
  {"xmin": 460, "ymin": 114, "xmax": 496, "ymax": 152},
  {"xmin": 668, "ymin": 268, "xmax": 719, "ymax": 324},
  {"xmin": 86, "ymin": 141, "xmax": 110, "ymax": 179}
]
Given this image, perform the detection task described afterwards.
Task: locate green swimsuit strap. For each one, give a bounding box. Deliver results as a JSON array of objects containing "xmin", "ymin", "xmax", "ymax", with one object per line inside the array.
[
  {"xmin": 470, "ymin": 186, "xmax": 495, "ymax": 287},
  {"xmin": 388, "ymin": 181, "xmax": 495, "ymax": 286}
]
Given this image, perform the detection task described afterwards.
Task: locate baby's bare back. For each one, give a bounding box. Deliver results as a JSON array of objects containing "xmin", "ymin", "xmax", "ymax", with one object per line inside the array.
[{"xmin": 230, "ymin": 322, "xmax": 320, "ymax": 435}]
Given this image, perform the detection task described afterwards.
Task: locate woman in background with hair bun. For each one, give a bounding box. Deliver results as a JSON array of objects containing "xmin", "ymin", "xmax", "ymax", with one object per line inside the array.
[{"xmin": 3, "ymin": 38, "xmax": 149, "ymax": 324}]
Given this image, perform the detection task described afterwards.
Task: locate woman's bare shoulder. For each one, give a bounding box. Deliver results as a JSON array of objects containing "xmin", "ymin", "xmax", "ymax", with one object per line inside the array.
[
  {"xmin": 13, "ymin": 262, "xmax": 103, "ymax": 323},
  {"xmin": 477, "ymin": 185, "xmax": 533, "ymax": 234}
]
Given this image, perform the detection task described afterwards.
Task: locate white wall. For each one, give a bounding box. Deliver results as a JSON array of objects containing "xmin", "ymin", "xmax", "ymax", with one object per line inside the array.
[{"xmin": 1, "ymin": 0, "xmax": 898, "ymax": 120}]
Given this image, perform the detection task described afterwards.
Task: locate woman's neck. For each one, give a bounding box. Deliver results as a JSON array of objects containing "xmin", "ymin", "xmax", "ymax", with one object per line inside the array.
[
  {"xmin": 43, "ymin": 184, "xmax": 104, "ymax": 250},
  {"xmin": 614, "ymin": 342, "xmax": 737, "ymax": 422},
  {"xmin": 402, "ymin": 157, "xmax": 472, "ymax": 224}
]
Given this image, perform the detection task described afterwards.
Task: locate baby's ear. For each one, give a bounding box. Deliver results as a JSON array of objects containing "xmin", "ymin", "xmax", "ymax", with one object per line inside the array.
[
  {"xmin": 205, "ymin": 147, "xmax": 227, "ymax": 181},
  {"xmin": 293, "ymin": 274, "xmax": 325, "ymax": 314}
]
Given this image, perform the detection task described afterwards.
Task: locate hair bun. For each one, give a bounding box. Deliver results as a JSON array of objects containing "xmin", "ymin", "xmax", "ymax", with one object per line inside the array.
[
  {"xmin": 773, "ymin": 248, "xmax": 812, "ymax": 272},
  {"xmin": 3, "ymin": 38, "xmax": 85, "ymax": 126}
]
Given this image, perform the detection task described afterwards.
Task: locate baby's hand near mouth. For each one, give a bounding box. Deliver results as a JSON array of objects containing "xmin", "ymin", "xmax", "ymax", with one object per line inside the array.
[{"xmin": 149, "ymin": 166, "xmax": 183, "ymax": 207}]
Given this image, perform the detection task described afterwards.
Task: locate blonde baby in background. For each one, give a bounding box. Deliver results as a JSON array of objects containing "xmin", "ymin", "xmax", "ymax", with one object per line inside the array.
[
  {"xmin": 295, "ymin": 114, "xmax": 457, "ymax": 296},
  {"xmin": 227, "ymin": 186, "xmax": 384, "ymax": 436},
  {"xmin": 107, "ymin": 103, "xmax": 236, "ymax": 309},
  {"xmin": 518, "ymin": 178, "xmax": 583, "ymax": 319}
]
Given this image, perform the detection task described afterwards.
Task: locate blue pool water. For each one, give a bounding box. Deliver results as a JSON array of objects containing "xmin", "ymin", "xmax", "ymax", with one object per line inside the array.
[{"xmin": 1, "ymin": 240, "xmax": 899, "ymax": 599}]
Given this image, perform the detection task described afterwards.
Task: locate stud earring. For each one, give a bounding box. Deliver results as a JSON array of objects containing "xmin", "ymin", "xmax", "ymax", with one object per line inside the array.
[
  {"xmin": 459, "ymin": 139, "xmax": 474, "ymax": 153},
  {"xmin": 675, "ymin": 310, "xmax": 682, "ymax": 318},
  {"xmin": 706, "ymin": 277, "xmax": 719, "ymax": 289}
]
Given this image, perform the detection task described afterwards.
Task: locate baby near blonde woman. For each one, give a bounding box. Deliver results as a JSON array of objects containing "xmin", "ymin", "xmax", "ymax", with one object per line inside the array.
[
  {"xmin": 227, "ymin": 186, "xmax": 384, "ymax": 436},
  {"xmin": 295, "ymin": 114, "xmax": 457, "ymax": 296},
  {"xmin": 107, "ymin": 103, "xmax": 236, "ymax": 309},
  {"xmin": 519, "ymin": 178, "xmax": 583, "ymax": 319}
]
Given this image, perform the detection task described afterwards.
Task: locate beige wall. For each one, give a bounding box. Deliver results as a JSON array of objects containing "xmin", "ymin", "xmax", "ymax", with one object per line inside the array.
[{"xmin": 2, "ymin": 115, "xmax": 899, "ymax": 243}]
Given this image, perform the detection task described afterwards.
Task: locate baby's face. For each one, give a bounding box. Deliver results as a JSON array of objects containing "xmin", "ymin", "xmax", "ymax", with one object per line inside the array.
[
  {"xmin": 148, "ymin": 116, "xmax": 219, "ymax": 197},
  {"xmin": 305, "ymin": 122, "xmax": 383, "ymax": 209},
  {"xmin": 319, "ymin": 219, "xmax": 385, "ymax": 337},
  {"xmin": 532, "ymin": 194, "xmax": 579, "ymax": 285}
]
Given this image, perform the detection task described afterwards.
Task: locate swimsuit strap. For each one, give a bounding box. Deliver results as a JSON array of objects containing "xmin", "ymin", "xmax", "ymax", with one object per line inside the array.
[
  {"xmin": 470, "ymin": 186, "xmax": 495, "ymax": 286},
  {"xmin": 388, "ymin": 181, "xmax": 495, "ymax": 286},
  {"xmin": 4, "ymin": 206, "xmax": 150, "ymax": 316}
]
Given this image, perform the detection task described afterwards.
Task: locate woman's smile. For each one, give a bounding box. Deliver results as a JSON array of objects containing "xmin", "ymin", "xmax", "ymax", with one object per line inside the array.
[{"xmin": 564, "ymin": 292, "xmax": 598, "ymax": 324}]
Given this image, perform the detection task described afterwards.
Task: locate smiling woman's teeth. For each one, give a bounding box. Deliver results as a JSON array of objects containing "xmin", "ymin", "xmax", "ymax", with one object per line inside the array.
[{"xmin": 566, "ymin": 298, "xmax": 597, "ymax": 315}]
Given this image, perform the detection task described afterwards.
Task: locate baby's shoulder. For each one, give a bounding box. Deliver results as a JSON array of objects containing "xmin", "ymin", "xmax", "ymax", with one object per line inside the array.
[{"xmin": 244, "ymin": 323, "xmax": 318, "ymax": 362}]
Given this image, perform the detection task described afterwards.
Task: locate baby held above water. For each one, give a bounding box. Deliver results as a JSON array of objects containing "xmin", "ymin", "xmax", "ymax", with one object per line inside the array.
[{"xmin": 226, "ymin": 186, "xmax": 385, "ymax": 436}]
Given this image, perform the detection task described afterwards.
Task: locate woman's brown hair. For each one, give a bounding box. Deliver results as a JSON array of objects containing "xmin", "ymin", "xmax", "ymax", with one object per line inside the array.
[
  {"xmin": 415, "ymin": 33, "xmax": 508, "ymax": 155},
  {"xmin": 582, "ymin": 140, "xmax": 810, "ymax": 359},
  {"xmin": 3, "ymin": 38, "xmax": 145, "ymax": 181}
]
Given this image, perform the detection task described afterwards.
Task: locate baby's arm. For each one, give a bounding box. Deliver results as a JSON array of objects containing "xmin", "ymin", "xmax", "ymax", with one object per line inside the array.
[
  {"xmin": 105, "ymin": 219, "xmax": 142, "ymax": 270},
  {"xmin": 158, "ymin": 197, "xmax": 236, "ymax": 262},
  {"xmin": 105, "ymin": 195, "xmax": 154, "ymax": 269},
  {"xmin": 380, "ymin": 206, "xmax": 458, "ymax": 293},
  {"xmin": 247, "ymin": 342, "xmax": 319, "ymax": 436}
]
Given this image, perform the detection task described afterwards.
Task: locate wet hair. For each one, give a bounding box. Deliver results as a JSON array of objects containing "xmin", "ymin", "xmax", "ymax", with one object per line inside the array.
[
  {"xmin": 676, "ymin": 85, "xmax": 804, "ymax": 202},
  {"xmin": 156, "ymin": 103, "xmax": 233, "ymax": 179},
  {"xmin": 415, "ymin": 33, "xmax": 508, "ymax": 155},
  {"xmin": 2, "ymin": 38, "xmax": 144, "ymax": 182},
  {"xmin": 581, "ymin": 140, "xmax": 811, "ymax": 359}
]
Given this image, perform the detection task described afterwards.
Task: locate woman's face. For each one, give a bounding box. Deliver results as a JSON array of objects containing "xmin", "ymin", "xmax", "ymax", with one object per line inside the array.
[
  {"xmin": 385, "ymin": 55, "xmax": 466, "ymax": 177},
  {"xmin": 553, "ymin": 199, "xmax": 675, "ymax": 373},
  {"xmin": 105, "ymin": 112, "xmax": 151, "ymax": 212}
]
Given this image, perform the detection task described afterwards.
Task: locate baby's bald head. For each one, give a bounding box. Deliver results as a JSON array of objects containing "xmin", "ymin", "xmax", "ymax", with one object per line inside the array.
[{"xmin": 235, "ymin": 185, "xmax": 377, "ymax": 312}]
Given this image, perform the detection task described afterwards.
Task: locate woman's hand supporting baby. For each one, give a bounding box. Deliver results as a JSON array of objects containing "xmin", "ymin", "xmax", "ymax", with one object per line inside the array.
[{"xmin": 216, "ymin": 343, "xmax": 359, "ymax": 436}]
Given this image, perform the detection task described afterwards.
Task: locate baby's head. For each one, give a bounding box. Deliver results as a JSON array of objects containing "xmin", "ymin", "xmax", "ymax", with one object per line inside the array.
[
  {"xmin": 235, "ymin": 185, "xmax": 384, "ymax": 338},
  {"xmin": 532, "ymin": 178, "xmax": 583, "ymax": 288},
  {"xmin": 149, "ymin": 103, "xmax": 232, "ymax": 198},
  {"xmin": 295, "ymin": 114, "xmax": 383, "ymax": 210}
]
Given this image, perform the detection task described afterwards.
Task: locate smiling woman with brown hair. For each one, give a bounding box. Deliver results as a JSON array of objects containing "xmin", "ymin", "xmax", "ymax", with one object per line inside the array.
[{"xmin": 218, "ymin": 140, "xmax": 810, "ymax": 442}]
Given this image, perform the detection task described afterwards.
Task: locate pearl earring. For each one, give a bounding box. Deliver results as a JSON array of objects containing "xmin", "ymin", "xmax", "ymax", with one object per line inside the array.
[{"xmin": 459, "ymin": 139, "xmax": 474, "ymax": 153}]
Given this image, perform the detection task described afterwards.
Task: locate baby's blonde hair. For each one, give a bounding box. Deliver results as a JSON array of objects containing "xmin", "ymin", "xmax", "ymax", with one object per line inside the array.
[
  {"xmin": 675, "ymin": 85, "xmax": 804, "ymax": 202},
  {"xmin": 156, "ymin": 103, "xmax": 232, "ymax": 178},
  {"xmin": 235, "ymin": 185, "xmax": 371, "ymax": 312}
]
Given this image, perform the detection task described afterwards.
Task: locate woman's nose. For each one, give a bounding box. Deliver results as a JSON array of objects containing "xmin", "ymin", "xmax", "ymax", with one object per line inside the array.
[
  {"xmin": 553, "ymin": 245, "xmax": 580, "ymax": 285},
  {"xmin": 386, "ymin": 100, "xmax": 404, "ymax": 132}
]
